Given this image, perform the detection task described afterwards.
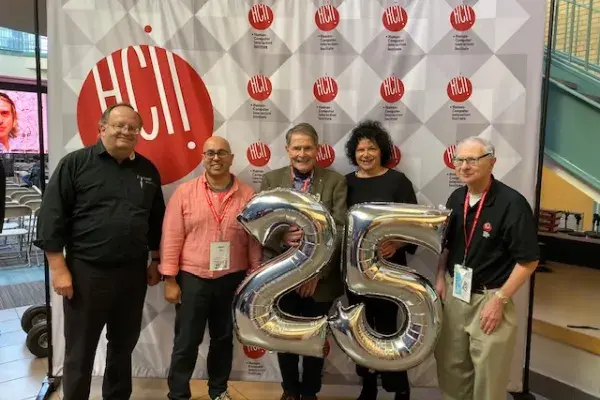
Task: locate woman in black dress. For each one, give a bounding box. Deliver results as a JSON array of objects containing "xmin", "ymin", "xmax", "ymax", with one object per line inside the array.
[{"xmin": 344, "ymin": 120, "xmax": 418, "ymax": 400}]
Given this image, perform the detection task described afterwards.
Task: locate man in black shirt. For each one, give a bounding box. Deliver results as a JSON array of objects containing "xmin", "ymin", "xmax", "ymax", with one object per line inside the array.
[
  {"xmin": 35, "ymin": 103, "xmax": 166, "ymax": 400},
  {"xmin": 433, "ymin": 136, "xmax": 539, "ymax": 400}
]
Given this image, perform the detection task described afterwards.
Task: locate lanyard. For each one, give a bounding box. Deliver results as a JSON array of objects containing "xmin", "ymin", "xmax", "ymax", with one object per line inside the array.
[
  {"xmin": 290, "ymin": 167, "xmax": 313, "ymax": 193},
  {"xmin": 462, "ymin": 180, "xmax": 492, "ymax": 265},
  {"xmin": 204, "ymin": 183, "xmax": 233, "ymax": 240}
]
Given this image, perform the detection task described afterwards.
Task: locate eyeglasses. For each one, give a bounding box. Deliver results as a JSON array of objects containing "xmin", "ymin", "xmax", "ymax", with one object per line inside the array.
[
  {"xmin": 203, "ymin": 150, "xmax": 231, "ymax": 158},
  {"xmin": 109, "ymin": 123, "xmax": 140, "ymax": 134},
  {"xmin": 452, "ymin": 153, "xmax": 492, "ymax": 167}
]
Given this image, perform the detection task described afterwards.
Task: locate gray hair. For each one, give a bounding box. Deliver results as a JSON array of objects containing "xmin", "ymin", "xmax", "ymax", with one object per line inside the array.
[
  {"xmin": 98, "ymin": 103, "xmax": 143, "ymax": 127},
  {"xmin": 456, "ymin": 136, "xmax": 495, "ymax": 156},
  {"xmin": 285, "ymin": 123, "xmax": 319, "ymax": 146}
]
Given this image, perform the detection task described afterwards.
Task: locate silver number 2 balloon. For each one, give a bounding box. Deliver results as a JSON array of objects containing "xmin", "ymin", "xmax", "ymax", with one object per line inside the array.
[
  {"xmin": 233, "ymin": 188, "xmax": 338, "ymax": 358},
  {"xmin": 328, "ymin": 203, "xmax": 451, "ymax": 371}
]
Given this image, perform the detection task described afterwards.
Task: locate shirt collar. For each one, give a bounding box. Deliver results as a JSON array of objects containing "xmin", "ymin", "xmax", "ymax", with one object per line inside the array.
[
  {"xmin": 458, "ymin": 175, "xmax": 497, "ymax": 207},
  {"xmin": 201, "ymin": 172, "xmax": 239, "ymax": 192},
  {"xmin": 94, "ymin": 139, "xmax": 136, "ymax": 160}
]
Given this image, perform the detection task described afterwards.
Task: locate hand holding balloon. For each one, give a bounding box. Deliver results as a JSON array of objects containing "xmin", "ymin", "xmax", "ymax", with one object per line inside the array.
[{"xmin": 283, "ymin": 226, "xmax": 303, "ymax": 247}]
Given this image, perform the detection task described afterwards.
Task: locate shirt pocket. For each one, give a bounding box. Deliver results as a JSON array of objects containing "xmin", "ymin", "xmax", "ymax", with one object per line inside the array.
[{"xmin": 129, "ymin": 181, "xmax": 156, "ymax": 211}]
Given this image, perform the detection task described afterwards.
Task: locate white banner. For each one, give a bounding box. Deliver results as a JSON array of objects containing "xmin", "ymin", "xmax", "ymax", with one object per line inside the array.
[{"xmin": 47, "ymin": 0, "xmax": 545, "ymax": 391}]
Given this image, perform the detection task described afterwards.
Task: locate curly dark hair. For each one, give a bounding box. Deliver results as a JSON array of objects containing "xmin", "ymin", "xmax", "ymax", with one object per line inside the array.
[{"xmin": 345, "ymin": 119, "xmax": 394, "ymax": 167}]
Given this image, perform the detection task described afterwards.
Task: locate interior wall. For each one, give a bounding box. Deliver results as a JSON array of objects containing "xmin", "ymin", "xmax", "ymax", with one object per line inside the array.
[{"xmin": 540, "ymin": 165, "xmax": 595, "ymax": 231}]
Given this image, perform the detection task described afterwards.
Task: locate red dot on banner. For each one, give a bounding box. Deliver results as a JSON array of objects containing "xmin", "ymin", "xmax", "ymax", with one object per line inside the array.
[
  {"xmin": 243, "ymin": 345, "xmax": 267, "ymax": 359},
  {"xmin": 450, "ymin": 5, "xmax": 476, "ymax": 31},
  {"xmin": 247, "ymin": 75, "xmax": 272, "ymax": 101},
  {"xmin": 313, "ymin": 76, "xmax": 338, "ymax": 103},
  {"xmin": 144, "ymin": 25, "xmax": 152, "ymax": 33},
  {"xmin": 444, "ymin": 145, "xmax": 457, "ymax": 170},
  {"xmin": 248, "ymin": 3, "xmax": 274, "ymax": 30},
  {"xmin": 316, "ymin": 143, "xmax": 335, "ymax": 168},
  {"xmin": 446, "ymin": 76, "xmax": 472, "ymax": 103},
  {"xmin": 76, "ymin": 45, "xmax": 214, "ymax": 185},
  {"xmin": 315, "ymin": 4, "xmax": 340, "ymax": 31},
  {"xmin": 247, "ymin": 142, "xmax": 271, "ymax": 167},
  {"xmin": 380, "ymin": 76, "xmax": 404, "ymax": 103},
  {"xmin": 382, "ymin": 5, "xmax": 408, "ymax": 32}
]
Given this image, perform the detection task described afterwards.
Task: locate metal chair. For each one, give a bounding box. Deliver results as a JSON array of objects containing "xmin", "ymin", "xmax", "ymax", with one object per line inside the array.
[{"xmin": 0, "ymin": 205, "xmax": 33, "ymax": 265}]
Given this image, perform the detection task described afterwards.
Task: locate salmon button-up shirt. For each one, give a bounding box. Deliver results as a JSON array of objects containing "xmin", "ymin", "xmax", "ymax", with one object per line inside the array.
[{"xmin": 159, "ymin": 173, "xmax": 262, "ymax": 279}]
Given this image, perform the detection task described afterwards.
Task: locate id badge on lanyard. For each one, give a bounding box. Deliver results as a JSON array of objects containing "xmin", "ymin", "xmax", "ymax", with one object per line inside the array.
[
  {"xmin": 452, "ymin": 184, "xmax": 490, "ymax": 304},
  {"xmin": 204, "ymin": 185, "xmax": 233, "ymax": 271}
]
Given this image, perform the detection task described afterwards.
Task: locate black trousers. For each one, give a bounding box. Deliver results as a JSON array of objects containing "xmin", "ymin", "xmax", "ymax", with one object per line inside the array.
[
  {"xmin": 167, "ymin": 270, "xmax": 246, "ymax": 400},
  {"xmin": 277, "ymin": 291, "xmax": 333, "ymax": 397},
  {"xmin": 62, "ymin": 258, "xmax": 148, "ymax": 400},
  {"xmin": 347, "ymin": 292, "xmax": 411, "ymax": 394}
]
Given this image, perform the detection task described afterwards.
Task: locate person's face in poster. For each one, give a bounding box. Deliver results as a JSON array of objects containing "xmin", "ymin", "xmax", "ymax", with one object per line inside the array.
[{"xmin": 0, "ymin": 97, "xmax": 16, "ymax": 142}]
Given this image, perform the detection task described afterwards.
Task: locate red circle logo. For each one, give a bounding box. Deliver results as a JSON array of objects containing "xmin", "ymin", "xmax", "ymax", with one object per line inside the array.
[
  {"xmin": 443, "ymin": 145, "xmax": 457, "ymax": 170},
  {"xmin": 249, "ymin": 4, "xmax": 274, "ymax": 30},
  {"xmin": 247, "ymin": 142, "xmax": 271, "ymax": 167},
  {"xmin": 315, "ymin": 4, "xmax": 340, "ymax": 31},
  {"xmin": 382, "ymin": 6, "xmax": 408, "ymax": 32},
  {"xmin": 385, "ymin": 145, "xmax": 402, "ymax": 168},
  {"xmin": 483, "ymin": 222, "xmax": 492, "ymax": 232},
  {"xmin": 313, "ymin": 76, "xmax": 338, "ymax": 103},
  {"xmin": 247, "ymin": 74, "xmax": 272, "ymax": 101},
  {"xmin": 243, "ymin": 345, "xmax": 267, "ymax": 359},
  {"xmin": 380, "ymin": 76, "xmax": 404, "ymax": 103},
  {"xmin": 447, "ymin": 76, "xmax": 472, "ymax": 103},
  {"xmin": 76, "ymin": 45, "xmax": 213, "ymax": 185},
  {"xmin": 450, "ymin": 5, "xmax": 476, "ymax": 31},
  {"xmin": 316, "ymin": 143, "xmax": 335, "ymax": 168}
]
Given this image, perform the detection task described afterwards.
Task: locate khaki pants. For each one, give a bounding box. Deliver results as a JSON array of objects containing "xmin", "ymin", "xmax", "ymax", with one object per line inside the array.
[{"xmin": 434, "ymin": 274, "xmax": 517, "ymax": 400}]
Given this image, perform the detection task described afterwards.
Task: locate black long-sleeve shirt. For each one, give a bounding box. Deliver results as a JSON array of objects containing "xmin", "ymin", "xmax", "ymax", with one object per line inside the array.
[
  {"xmin": 345, "ymin": 168, "xmax": 419, "ymax": 266},
  {"xmin": 35, "ymin": 140, "xmax": 165, "ymax": 265}
]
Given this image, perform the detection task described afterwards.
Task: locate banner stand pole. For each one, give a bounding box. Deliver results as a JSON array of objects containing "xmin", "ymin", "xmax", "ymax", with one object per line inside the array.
[
  {"xmin": 510, "ymin": 0, "xmax": 556, "ymax": 399},
  {"xmin": 33, "ymin": 0, "xmax": 61, "ymax": 398}
]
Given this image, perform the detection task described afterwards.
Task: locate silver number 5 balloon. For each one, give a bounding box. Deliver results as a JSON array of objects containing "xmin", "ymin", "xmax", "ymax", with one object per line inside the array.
[
  {"xmin": 233, "ymin": 188, "xmax": 338, "ymax": 358},
  {"xmin": 328, "ymin": 203, "xmax": 450, "ymax": 371}
]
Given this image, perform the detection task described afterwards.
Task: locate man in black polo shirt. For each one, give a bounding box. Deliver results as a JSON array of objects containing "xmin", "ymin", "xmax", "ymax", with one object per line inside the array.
[
  {"xmin": 434, "ymin": 136, "xmax": 539, "ymax": 400},
  {"xmin": 35, "ymin": 103, "xmax": 166, "ymax": 400}
]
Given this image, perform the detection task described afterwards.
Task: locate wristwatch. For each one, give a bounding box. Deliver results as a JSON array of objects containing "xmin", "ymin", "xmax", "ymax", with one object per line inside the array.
[
  {"xmin": 495, "ymin": 290, "xmax": 509, "ymax": 304},
  {"xmin": 151, "ymin": 257, "xmax": 160, "ymax": 262}
]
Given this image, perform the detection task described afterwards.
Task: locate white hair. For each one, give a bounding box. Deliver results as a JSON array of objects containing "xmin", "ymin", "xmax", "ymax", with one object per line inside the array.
[{"xmin": 456, "ymin": 136, "xmax": 495, "ymax": 156}]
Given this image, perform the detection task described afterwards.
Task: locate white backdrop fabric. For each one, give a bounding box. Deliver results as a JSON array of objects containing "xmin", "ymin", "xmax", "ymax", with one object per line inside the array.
[{"xmin": 47, "ymin": 0, "xmax": 545, "ymax": 392}]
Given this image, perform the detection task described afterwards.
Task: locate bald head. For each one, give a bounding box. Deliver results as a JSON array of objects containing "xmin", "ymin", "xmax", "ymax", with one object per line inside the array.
[
  {"xmin": 203, "ymin": 136, "xmax": 231, "ymax": 153},
  {"xmin": 202, "ymin": 136, "xmax": 234, "ymax": 179}
]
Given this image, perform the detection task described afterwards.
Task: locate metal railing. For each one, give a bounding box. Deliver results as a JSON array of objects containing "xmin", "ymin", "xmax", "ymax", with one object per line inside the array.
[
  {"xmin": 0, "ymin": 27, "xmax": 47, "ymax": 57},
  {"xmin": 546, "ymin": 0, "xmax": 600, "ymax": 75}
]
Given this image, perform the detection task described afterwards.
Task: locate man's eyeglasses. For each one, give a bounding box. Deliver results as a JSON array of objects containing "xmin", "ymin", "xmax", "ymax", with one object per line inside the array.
[
  {"xmin": 452, "ymin": 153, "xmax": 492, "ymax": 167},
  {"xmin": 203, "ymin": 150, "xmax": 231, "ymax": 158},
  {"xmin": 109, "ymin": 123, "xmax": 140, "ymax": 134}
]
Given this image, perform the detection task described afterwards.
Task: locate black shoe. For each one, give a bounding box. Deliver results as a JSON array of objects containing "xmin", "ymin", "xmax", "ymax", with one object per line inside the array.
[
  {"xmin": 280, "ymin": 392, "xmax": 300, "ymax": 400},
  {"xmin": 357, "ymin": 385, "xmax": 377, "ymax": 400},
  {"xmin": 301, "ymin": 396, "xmax": 318, "ymax": 400}
]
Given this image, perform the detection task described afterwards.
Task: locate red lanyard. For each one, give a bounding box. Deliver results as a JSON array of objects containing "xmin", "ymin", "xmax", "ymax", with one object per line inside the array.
[
  {"xmin": 300, "ymin": 178, "xmax": 310, "ymax": 192},
  {"xmin": 290, "ymin": 167, "xmax": 312, "ymax": 193},
  {"xmin": 462, "ymin": 180, "xmax": 492, "ymax": 265},
  {"xmin": 204, "ymin": 183, "xmax": 233, "ymax": 239}
]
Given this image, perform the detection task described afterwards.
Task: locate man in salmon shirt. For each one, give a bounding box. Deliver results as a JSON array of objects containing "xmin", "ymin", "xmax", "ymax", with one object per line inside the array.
[{"xmin": 159, "ymin": 136, "xmax": 262, "ymax": 400}]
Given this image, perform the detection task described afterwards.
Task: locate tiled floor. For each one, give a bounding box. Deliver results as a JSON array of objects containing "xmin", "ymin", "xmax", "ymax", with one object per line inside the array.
[
  {"xmin": 0, "ymin": 265, "xmax": 44, "ymax": 286},
  {"xmin": 0, "ymin": 306, "xmax": 550, "ymax": 400}
]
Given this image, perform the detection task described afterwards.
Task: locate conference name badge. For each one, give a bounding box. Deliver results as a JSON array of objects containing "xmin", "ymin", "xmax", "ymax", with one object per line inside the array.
[
  {"xmin": 453, "ymin": 264, "xmax": 473, "ymax": 304},
  {"xmin": 210, "ymin": 242, "xmax": 231, "ymax": 271}
]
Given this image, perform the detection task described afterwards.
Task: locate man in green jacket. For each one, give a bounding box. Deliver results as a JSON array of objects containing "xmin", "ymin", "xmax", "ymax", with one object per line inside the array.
[{"xmin": 260, "ymin": 122, "xmax": 347, "ymax": 400}]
